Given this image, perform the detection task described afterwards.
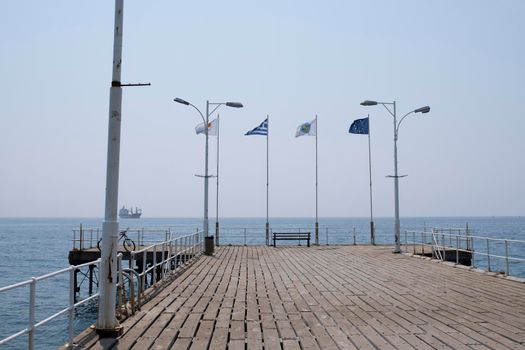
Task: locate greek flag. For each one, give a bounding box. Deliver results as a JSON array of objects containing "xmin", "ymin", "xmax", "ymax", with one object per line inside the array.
[
  {"xmin": 245, "ymin": 118, "xmax": 268, "ymax": 136},
  {"xmin": 349, "ymin": 117, "xmax": 369, "ymax": 135}
]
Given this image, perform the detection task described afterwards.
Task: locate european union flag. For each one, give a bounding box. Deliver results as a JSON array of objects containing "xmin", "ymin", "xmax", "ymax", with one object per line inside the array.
[{"xmin": 349, "ymin": 117, "xmax": 369, "ymax": 135}]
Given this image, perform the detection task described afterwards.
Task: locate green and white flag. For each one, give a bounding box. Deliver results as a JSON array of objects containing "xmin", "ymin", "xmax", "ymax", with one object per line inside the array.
[{"xmin": 295, "ymin": 118, "xmax": 317, "ymax": 137}]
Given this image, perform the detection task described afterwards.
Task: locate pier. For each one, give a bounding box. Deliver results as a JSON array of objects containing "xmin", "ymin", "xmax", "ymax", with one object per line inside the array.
[{"xmin": 72, "ymin": 245, "xmax": 525, "ymax": 349}]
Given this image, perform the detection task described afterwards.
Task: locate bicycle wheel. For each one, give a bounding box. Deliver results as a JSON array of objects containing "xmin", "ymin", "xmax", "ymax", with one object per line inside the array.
[{"xmin": 123, "ymin": 238, "xmax": 136, "ymax": 252}]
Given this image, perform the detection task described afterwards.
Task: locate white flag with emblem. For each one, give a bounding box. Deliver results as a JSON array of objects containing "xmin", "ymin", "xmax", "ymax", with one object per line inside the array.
[
  {"xmin": 295, "ymin": 118, "xmax": 317, "ymax": 137},
  {"xmin": 195, "ymin": 118, "xmax": 218, "ymax": 136}
]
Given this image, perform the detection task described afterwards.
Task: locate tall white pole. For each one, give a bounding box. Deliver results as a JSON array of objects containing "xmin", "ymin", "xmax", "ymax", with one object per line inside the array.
[
  {"xmin": 97, "ymin": 0, "xmax": 123, "ymax": 333},
  {"xmin": 367, "ymin": 114, "xmax": 375, "ymax": 245},
  {"xmin": 393, "ymin": 101, "xmax": 401, "ymax": 253},
  {"xmin": 265, "ymin": 115, "xmax": 270, "ymax": 245},
  {"xmin": 215, "ymin": 114, "xmax": 220, "ymax": 245},
  {"xmin": 204, "ymin": 101, "xmax": 210, "ymax": 237},
  {"xmin": 315, "ymin": 115, "xmax": 319, "ymax": 245}
]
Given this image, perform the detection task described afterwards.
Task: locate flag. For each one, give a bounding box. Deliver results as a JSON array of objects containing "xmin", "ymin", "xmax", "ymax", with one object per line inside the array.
[
  {"xmin": 245, "ymin": 118, "xmax": 268, "ymax": 136},
  {"xmin": 195, "ymin": 118, "xmax": 218, "ymax": 136},
  {"xmin": 349, "ymin": 117, "xmax": 369, "ymax": 135},
  {"xmin": 295, "ymin": 118, "xmax": 317, "ymax": 137}
]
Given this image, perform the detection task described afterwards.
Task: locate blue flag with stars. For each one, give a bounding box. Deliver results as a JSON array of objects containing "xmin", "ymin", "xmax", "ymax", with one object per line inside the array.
[{"xmin": 349, "ymin": 117, "xmax": 369, "ymax": 135}]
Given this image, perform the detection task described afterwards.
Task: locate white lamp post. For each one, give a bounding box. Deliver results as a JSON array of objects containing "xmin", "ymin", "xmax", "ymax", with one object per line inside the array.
[
  {"xmin": 361, "ymin": 100, "xmax": 430, "ymax": 253},
  {"xmin": 173, "ymin": 98, "xmax": 242, "ymax": 238}
]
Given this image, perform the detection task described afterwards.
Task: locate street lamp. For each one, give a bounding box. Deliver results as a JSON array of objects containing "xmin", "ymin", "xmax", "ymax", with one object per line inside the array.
[
  {"xmin": 360, "ymin": 100, "xmax": 430, "ymax": 253},
  {"xmin": 173, "ymin": 98, "xmax": 243, "ymax": 241}
]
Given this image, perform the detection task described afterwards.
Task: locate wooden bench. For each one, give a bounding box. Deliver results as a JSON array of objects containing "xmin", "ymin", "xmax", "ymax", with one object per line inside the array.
[{"xmin": 272, "ymin": 232, "xmax": 311, "ymax": 247}]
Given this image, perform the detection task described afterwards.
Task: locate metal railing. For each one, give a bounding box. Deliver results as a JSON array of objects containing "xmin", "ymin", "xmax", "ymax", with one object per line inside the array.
[
  {"xmin": 126, "ymin": 230, "xmax": 203, "ymax": 314},
  {"xmin": 404, "ymin": 228, "xmax": 525, "ymax": 278},
  {"xmin": 0, "ymin": 230, "xmax": 204, "ymax": 349},
  {"xmin": 0, "ymin": 258, "xmax": 102, "ymax": 349},
  {"xmin": 72, "ymin": 225, "xmax": 174, "ymax": 251},
  {"xmin": 216, "ymin": 226, "xmax": 396, "ymax": 246}
]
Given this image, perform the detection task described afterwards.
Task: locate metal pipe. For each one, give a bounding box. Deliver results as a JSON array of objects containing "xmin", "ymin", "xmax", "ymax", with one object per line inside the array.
[
  {"xmin": 98, "ymin": 0, "xmax": 124, "ymax": 332},
  {"xmin": 456, "ymin": 235, "xmax": 459, "ymax": 264},
  {"xmin": 141, "ymin": 250, "xmax": 146, "ymax": 297},
  {"xmin": 204, "ymin": 101, "xmax": 210, "ymax": 237},
  {"xmin": 68, "ymin": 268, "xmax": 75, "ymax": 347},
  {"xmin": 392, "ymin": 101, "xmax": 401, "ymax": 253},
  {"xmin": 216, "ymin": 114, "xmax": 220, "ymax": 246},
  {"xmin": 153, "ymin": 245, "xmax": 157, "ymax": 283},
  {"xmin": 29, "ymin": 278, "xmax": 36, "ymax": 350},
  {"xmin": 486, "ymin": 238, "xmax": 491, "ymax": 272},
  {"xmin": 315, "ymin": 115, "xmax": 319, "ymax": 245},
  {"xmin": 117, "ymin": 255, "xmax": 123, "ymax": 318},
  {"xmin": 505, "ymin": 240, "xmax": 509, "ymax": 275}
]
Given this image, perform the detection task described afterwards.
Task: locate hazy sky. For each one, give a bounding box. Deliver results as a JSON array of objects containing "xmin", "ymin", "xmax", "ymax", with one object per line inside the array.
[{"xmin": 0, "ymin": 0, "xmax": 524, "ymax": 218}]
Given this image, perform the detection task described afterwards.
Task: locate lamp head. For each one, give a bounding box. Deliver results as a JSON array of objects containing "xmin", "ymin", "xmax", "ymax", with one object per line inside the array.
[
  {"xmin": 414, "ymin": 106, "xmax": 430, "ymax": 114},
  {"xmin": 360, "ymin": 100, "xmax": 378, "ymax": 106},
  {"xmin": 173, "ymin": 97, "xmax": 190, "ymax": 105},
  {"xmin": 225, "ymin": 102, "xmax": 243, "ymax": 108}
]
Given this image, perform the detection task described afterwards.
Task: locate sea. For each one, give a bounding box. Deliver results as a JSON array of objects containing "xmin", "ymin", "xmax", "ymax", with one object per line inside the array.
[{"xmin": 0, "ymin": 216, "xmax": 524, "ymax": 349}]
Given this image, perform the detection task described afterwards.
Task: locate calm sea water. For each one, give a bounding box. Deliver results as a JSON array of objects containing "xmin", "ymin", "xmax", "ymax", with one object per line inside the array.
[{"xmin": 0, "ymin": 216, "xmax": 523, "ymax": 349}]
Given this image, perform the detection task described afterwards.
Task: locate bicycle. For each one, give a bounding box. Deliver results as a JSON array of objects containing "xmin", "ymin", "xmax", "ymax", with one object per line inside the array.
[{"xmin": 97, "ymin": 228, "xmax": 136, "ymax": 252}]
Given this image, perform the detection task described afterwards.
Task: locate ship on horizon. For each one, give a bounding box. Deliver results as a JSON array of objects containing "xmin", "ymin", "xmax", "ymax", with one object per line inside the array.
[{"xmin": 119, "ymin": 206, "xmax": 142, "ymax": 219}]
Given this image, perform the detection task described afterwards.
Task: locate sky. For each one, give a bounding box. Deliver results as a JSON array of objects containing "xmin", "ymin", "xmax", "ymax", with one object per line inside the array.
[{"xmin": 0, "ymin": 0, "xmax": 524, "ymax": 218}]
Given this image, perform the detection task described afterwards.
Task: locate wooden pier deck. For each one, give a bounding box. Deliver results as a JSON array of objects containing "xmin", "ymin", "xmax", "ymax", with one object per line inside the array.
[{"xmin": 76, "ymin": 245, "xmax": 525, "ymax": 349}]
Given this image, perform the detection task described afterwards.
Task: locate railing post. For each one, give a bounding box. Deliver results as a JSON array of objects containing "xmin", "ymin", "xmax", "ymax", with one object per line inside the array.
[
  {"xmin": 190, "ymin": 234, "xmax": 195, "ymax": 260},
  {"xmin": 422, "ymin": 231, "xmax": 425, "ymax": 255},
  {"xmin": 184, "ymin": 236, "xmax": 187, "ymax": 264},
  {"xmin": 244, "ymin": 228, "xmax": 247, "ymax": 246},
  {"xmin": 413, "ymin": 231, "xmax": 416, "ymax": 254},
  {"xmin": 117, "ymin": 255, "xmax": 123, "ymax": 318},
  {"xmin": 505, "ymin": 240, "xmax": 509, "ymax": 276},
  {"xmin": 80, "ymin": 224, "xmax": 84, "ymax": 251},
  {"xmin": 161, "ymin": 243, "xmax": 165, "ymax": 281},
  {"xmin": 130, "ymin": 253, "xmax": 136, "ymax": 312},
  {"xmin": 456, "ymin": 235, "xmax": 459, "ymax": 265},
  {"xmin": 486, "ymin": 238, "xmax": 491, "ymax": 272},
  {"xmin": 153, "ymin": 245, "xmax": 157, "ymax": 284},
  {"xmin": 168, "ymin": 239, "xmax": 173, "ymax": 271},
  {"xmin": 353, "ymin": 227, "xmax": 356, "ymax": 245},
  {"xmin": 129, "ymin": 272, "xmax": 135, "ymax": 314},
  {"xmin": 141, "ymin": 251, "xmax": 146, "ymax": 297},
  {"xmin": 326, "ymin": 227, "xmax": 328, "ymax": 245},
  {"xmin": 175, "ymin": 238, "xmax": 179, "ymax": 268},
  {"xmin": 472, "ymin": 237, "xmax": 476, "ymax": 268},
  {"xmin": 68, "ymin": 268, "xmax": 75, "ymax": 347},
  {"xmin": 29, "ymin": 277, "xmax": 36, "ymax": 350}
]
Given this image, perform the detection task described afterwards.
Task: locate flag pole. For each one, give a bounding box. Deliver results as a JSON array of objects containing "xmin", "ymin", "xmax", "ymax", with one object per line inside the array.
[
  {"xmin": 315, "ymin": 114, "xmax": 319, "ymax": 245},
  {"xmin": 265, "ymin": 115, "xmax": 270, "ymax": 246},
  {"xmin": 215, "ymin": 114, "xmax": 220, "ymax": 246},
  {"xmin": 367, "ymin": 114, "xmax": 375, "ymax": 245}
]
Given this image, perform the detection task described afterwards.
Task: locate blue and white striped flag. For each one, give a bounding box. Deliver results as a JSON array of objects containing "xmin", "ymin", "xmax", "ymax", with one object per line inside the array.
[{"xmin": 245, "ymin": 118, "xmax": 268, "ymax": 136}]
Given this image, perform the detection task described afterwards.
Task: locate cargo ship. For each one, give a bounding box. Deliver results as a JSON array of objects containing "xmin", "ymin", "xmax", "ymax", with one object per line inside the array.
[{"xmin": 119, "ymin": 206, "xmax": 142, "ymax": 219}]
